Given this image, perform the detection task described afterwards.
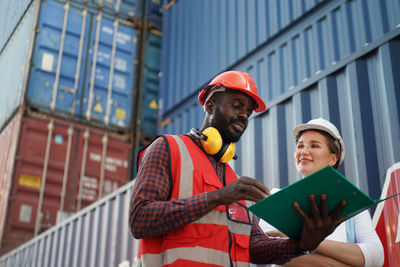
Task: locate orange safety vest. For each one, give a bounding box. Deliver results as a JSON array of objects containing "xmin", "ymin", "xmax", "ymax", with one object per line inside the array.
[{"xmin": 137, "ymin": 135, "xmax": 252, "ymax": 267}]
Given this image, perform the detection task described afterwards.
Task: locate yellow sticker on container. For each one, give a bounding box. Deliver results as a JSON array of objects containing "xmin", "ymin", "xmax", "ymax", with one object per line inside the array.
[
  {"xmin": 116, "ymin": 108, "xmax": 126, "ymax": 119},
  {"xmin": 19, "ymin": 174, "xmax": 41, "ymax": 189},
  {"xmin": 149, "ymin": 99, "xmax": 158, "ymax": 110},
  {"xmin": 94, "ymin": 102, "xmax": 103, "ymax": 113}
]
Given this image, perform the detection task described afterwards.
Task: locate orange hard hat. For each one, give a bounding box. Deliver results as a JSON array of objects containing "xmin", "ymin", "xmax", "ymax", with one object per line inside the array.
[{"xmin": 198, "ymin": 71, "xmax": 266, "ymax": 112}]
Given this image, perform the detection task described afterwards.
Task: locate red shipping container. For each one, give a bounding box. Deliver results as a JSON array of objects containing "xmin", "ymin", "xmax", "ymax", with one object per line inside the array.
[
  {"xmin": 373, "ymin": 162, "xmax": 400, "ymax": 267},
  {"xmin": 0, "ymin": 110, "xmax": 23, "ymax": 249},
  {"xmin": 0, "ymin": 112, "xmax": 132, "ymax": 255}
]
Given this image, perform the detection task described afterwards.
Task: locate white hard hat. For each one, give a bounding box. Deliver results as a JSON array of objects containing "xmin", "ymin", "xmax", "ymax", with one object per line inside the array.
[{"xmin": 292, "ymin": 118, "xmax": 345, "ymax": 166}]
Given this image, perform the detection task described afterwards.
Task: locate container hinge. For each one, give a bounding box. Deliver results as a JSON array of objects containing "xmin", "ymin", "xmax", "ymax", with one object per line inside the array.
[
  {"xmin": 50, "ymin": 2, "xmax": 70, "ymax": 112},
  {"xmin": 86, "ymin": 12, "xmax": 102, "ymax": 122},
  {"xmin": 34, "ymin": 119, "xmax": 54, "ymax": 236},
  {"xmin": 70, "ymin": 7, "xmax": 88, "ymax": 116},
  {"xmin": 77, "ymin": 129, "xmax": 90, "ymax": 211}
]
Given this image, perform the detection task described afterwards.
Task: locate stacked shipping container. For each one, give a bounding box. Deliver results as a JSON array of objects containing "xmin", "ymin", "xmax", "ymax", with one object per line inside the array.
[
  {"xmin": 2, "ymin": 0, "xmax": 399, "ymax": 265},
  {"xmin": 0, "ymin": 0, "xmax": 162, "ymax": 256}
]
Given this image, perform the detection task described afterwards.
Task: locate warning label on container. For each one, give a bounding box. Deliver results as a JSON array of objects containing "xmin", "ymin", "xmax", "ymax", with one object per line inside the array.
[
  {"xmin": 19, "ymin": 174, "xmax": 41, "ymax": 189},
  {"xmin": 149, "ymin": 99, "xmax": 158, "ymax": 110},
  {"xmin": 116, "ymin": 108, "xmax": 126, "ymax": 120},
  {"xmin": 94, "ymin": 102, "xmax": 103, "ymax": 113}
]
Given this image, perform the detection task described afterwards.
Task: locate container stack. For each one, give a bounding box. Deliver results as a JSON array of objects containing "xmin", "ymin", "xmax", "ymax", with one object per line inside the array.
[{"xmin": 0, "ymin": 0, "xmax": 162, "ymax": 256}]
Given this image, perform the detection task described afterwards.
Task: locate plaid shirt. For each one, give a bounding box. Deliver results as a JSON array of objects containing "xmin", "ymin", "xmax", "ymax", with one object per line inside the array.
[{"xmin": 130, "ymin": 134, "xmax": 301, "ymax": 264}]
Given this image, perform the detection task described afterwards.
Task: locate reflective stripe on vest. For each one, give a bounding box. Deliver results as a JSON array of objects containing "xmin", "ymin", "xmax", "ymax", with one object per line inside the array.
[
  {"xmin": 138, "ymin": 135, "xmax": 251, "ymax": 266},
  {"xmin": 138, "ymin": 247, "xmax": 250, "ymax": 267},
  {"xmin": 172, "ymin": 135, "xmax": 194, "ymax": 199}
]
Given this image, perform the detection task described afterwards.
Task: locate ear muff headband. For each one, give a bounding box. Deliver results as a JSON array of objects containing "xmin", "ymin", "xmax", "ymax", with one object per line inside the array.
[
  {"xmin": 190, "ymin": 127, "xmax": 237, "ymax": 163},
  {"xmin": 214, "ymin": 142, "xmax": 237, "ymax": 163}
]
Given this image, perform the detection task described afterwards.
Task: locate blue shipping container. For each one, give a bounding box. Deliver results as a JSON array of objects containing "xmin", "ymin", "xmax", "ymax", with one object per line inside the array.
[
  {"xmin": 139, "ymin": 31, "xmax": 161, "ymax": 135},
  {"xmin": 67, "ymin": 0, "xmax": 162, "ymax": 27},
  {"xmin": 68, "ymin": 0, "xmax": 139, "ymax": 18},
  {"xmin": 160, "ymin": 0, "xmax": 400, "ymax": 207},
  {"xmin": 143, "ymin": 0, "xmax": 162, "ymax": 29},
  {"xmin": 159, "ymin": 0, "xmax": 325, "ymax": 113},
  {"xmin": 26, "ymin": 0, "xmax": 138, "ymax": 131}
]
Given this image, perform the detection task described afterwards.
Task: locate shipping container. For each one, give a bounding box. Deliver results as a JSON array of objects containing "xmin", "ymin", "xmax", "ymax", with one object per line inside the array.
[
  {"xmin": 70, "ymin": 0, "xmax": 140, "ymax": 18},
  {"xmin": 160, "ymin": 0, "xmax": 400, "ymax": 200},
  {"xmin": 161, "ymin": 34, "xmax": 400, "ymax": 216},
  {"xmin": 159, "ymin": 3, "xmax": 400, "ymax": 250},
  {"xmin": 138, "ymin": 30, "xmax": 161, "ymax": 136},
  {"xmin": 0, "ymin": 0, "xmax": 34, "ymax": 53},
  {"xmin": 160, "ymin": 0, "xmax": 400, "ymax": 114},
  {"xmin": 0, "ymin": 112, "xmax": 132, "ymax": 256},
  {"xmin": 0, "ymin": 180, "xmax": 139, "ymax": 267},
  {"xmin": 144, "ymin": 0, "xmax": 162, "ymax": 29},
  {"xmin": 1, "ymin": 0, "xmax": 163, "ymax": 134},
  {"xmin": 26, "ymin": 0, "xmax": 138, "ymax": 132},
  {"xmin": 372, "ymin": 162, "xmax": 400, "ymax": 267},
  {"xmin": 0, "ymin": 0, "xmax": 38, "ymax": 131},
  {"xmin": 0, "ymin": 110, "xmax": 23, "ymax": 255},
  {"xmin": 66, "ymin": 0, "xmax": 162, "ymax": 26}
]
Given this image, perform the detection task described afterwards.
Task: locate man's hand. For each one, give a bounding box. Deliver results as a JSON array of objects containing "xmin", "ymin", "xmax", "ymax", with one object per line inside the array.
[
  {"xmin": 294, "ymin": 194, "xmax": 346, "ymax": 252},
  {"xmin": 207, "ymin": 177, "xmax": 269, "ymax": 210}
]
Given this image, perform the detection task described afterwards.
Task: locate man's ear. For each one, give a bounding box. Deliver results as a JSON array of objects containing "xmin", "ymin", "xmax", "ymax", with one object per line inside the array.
[{"xmin": 205, "ymin": 100, "xmax": 215, "ymax": 114}]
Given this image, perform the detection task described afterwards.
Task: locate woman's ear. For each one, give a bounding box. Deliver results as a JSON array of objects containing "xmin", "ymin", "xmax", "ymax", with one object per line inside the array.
[{"xmin": 329, "ymin": 153, "xmax": 339, "ymax": 167}]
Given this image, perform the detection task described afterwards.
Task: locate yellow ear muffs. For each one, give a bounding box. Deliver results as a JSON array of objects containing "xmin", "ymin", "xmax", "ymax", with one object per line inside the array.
[
  {"xmin": 190, "ymin": 127, "xmax": 237, "ymax": 163},
  {"xmin": 215, "ymin": 142, "xmax": 236, "ymax": 163},
  {"xmin": 200, "ymin": 127, "xmax": 223, "ymax": 155}
]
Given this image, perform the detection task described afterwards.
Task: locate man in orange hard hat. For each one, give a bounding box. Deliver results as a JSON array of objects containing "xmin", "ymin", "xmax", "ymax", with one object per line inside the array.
[{"xmin": 130, "ymin": 70, "xmax": 346, "ymax": 266}]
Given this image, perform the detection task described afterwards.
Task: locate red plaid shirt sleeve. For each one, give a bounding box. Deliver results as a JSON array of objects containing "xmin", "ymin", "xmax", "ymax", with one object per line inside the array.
[
  {"xmin": 129, "ymin": 136, "xmax": 209, "ymax": 238},
  {"xmin": 250, "ymin": 214, "xmax": 302, "ymax": 264}
]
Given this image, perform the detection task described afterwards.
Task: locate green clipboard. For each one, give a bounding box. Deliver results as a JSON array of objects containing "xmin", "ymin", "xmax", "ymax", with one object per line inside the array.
[{"xmin": 248, "ymin": 166, "xmax": 399, "ymax": 239}]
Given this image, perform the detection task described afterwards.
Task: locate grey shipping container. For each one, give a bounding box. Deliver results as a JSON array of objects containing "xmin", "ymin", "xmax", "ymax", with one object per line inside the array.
[
  {"xmin": 0, "ymin": 0, "xmax": 34, "ymax": 52},
  {"xmin": 0, "ymin": 0, "xmax": 38, "ymax": 131},
  {"xmin": 0, "ymin": 180, "xmax": 139, "ymax": 267}
]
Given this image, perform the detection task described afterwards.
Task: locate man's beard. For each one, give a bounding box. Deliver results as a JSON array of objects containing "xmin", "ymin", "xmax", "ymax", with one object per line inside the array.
[{"xmin": 212, "ymin": 107, "xmax": 247, "ymax": 143}]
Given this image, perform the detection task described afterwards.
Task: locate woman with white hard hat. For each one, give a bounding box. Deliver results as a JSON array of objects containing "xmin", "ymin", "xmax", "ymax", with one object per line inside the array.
[{"xmin": 260, "ymin": 118, "xmax": 384, "ymax": 267}]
